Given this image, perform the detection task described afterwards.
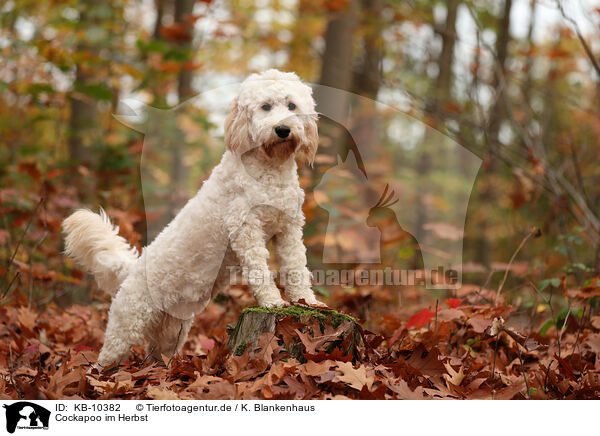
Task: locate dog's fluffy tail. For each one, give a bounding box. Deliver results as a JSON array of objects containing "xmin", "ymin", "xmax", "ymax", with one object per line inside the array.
[{"xmin": 62, "ymin": 209, "xmax": 139, "ymax": 295}]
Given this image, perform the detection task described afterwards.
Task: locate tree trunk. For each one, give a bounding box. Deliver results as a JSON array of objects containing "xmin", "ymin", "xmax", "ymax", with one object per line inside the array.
[
  {"xmin": 416, "ymin": 1, "xmax": 459, "ymax": 271},
  {"xmin": 175, "ymin": 0, "xmax": 195, "ymax": 101},
  {"xmin": 227, "ymin": 310, "xmax": 277, "ymax": 355},
  {"xmin": 317, "ymin": 1, "xmax": 357, "ymax": 96},
  {"xmin": 68, "ymin": 66, "xmax": 98, "ymax": 166},
  {"xmin": 431, "ymin": 0, "xmax": 459, "ymax": 116},
  {"xmin": 476, "ymin": 0, "xmax": 513, "ymax": 267},
  {"xmin": 153, "ymin": 0, "xmax": 166, "ymax": 40},
  {"xmin": 67, "ymin": 1, "xmax": 102, "ymax": 201},
  {"xmin": 227, "ymin": 306, "xmax": 359, "ymax": 356},
  {"xmin": 315, "ymin": 0, "xmax": 358, "ymax": 160},
  {"xmin": 67, "ymin": 1, "xmax": 99, "ymax": 167},
  {"xmin": 487, "ymin": 0, "xmax": 513, "ymax": 142},
  {"xmin": 170, "ymin": 0, "xmax": 195, "ymax": 218},
  {"xmin": 350, "ymin": 0, "xmax": 383, "ymax": 163},
  {"xmin": 353, "ymin": 0, "xmax": 383, "ymax": 100}
]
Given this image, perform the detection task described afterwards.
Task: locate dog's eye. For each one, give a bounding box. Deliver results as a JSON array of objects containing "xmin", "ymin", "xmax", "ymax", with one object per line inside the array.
[
  {"xmin": 288, "ymin": 102, "xmax": 296, "ymax": 110},
  {"xmin": 261, "ymin": 103, "xmax": 272, "ymax": 111}
]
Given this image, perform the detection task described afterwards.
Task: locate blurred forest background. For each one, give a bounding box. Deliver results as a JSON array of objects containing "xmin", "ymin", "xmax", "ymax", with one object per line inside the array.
[{"xmin": 2, "ymin": 0, "xmax": 600, "ymax": 355}]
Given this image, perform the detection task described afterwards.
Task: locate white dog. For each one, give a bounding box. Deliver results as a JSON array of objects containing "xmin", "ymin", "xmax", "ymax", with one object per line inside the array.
[{"xmin": 63, "ymin": 69, "xmax": 321, "ymax": 367}]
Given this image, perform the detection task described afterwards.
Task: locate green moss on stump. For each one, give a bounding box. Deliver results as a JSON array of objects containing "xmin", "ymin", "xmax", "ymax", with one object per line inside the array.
[
  {"xmin": 241, "ymin": 305, "xmax": 356, "ymax": 323},
  {"xmin": 227, "ymin": 305, "xmax": 358, "ymax": 356}
]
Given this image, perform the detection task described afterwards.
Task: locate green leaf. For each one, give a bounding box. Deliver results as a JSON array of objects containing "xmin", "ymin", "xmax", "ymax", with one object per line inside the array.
[
  {"xmin": 85, "ymin": 26, "xmax": 107, "ymax": 43},
  {"xmin": 27, "ymin": 83, "xmax": 55, "ymax": 95},
  {"xmin": 539, "ymin": 319, "xmax": 555, "ymax": 337},
  {"xmin": 554, "ymin": 245, "xmax": 568, "ymax": 256},
  {"xmin": 313, "ymin": 286, "xmax": 329, "ymax": 298},
  {"xmin": 539, "ymin": 278, "xmax": 560, "ymax": 291},
  {"xmin": 137, "ymin": 39, "xmax": 170, "ymax": 54},
  {"xmin": 74, "ymin": 83, "xmax": 112, "ymax": 101}
]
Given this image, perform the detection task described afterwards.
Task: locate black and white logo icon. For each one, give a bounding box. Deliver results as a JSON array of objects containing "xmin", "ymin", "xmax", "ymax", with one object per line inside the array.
[{"xmin": 3, "ymin": 402, "xmax": 50, "ymax": 433}]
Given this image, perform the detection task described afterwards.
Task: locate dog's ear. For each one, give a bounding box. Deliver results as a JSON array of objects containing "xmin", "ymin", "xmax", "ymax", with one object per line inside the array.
[
  {"xmin": 299, "ymin": 115, "xmax": 319, "ymax": 165},
  {"xmin": 224, "ymin": 97, "xmax": 250, "ymax": 154}
]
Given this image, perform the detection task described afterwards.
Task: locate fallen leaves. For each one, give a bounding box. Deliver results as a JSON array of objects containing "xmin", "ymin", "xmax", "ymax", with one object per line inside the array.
[{"xmin": 0, "ymin": 282, "xmax": 598, "ymax": 400}]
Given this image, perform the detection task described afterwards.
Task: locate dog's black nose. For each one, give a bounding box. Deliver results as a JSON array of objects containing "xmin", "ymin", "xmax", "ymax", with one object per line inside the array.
[{"xmin": 275, "ymin": 125, "xmax": 291, "ymax": 139}]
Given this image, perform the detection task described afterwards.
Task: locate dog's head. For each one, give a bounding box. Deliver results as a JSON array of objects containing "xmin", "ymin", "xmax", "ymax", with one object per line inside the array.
[{"xmin": 224, "ymin": 69, "xmax": 318, "ymax": 164}]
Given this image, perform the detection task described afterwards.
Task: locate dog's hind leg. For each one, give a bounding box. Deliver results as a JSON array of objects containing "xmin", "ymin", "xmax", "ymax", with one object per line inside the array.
[
  {"xmin": 146, "ymin": 313, "xmax": 193, "ymax": 363},
  {"xmin": 97, "ymin": 283, "xmax": 157, "ymax": 367}
]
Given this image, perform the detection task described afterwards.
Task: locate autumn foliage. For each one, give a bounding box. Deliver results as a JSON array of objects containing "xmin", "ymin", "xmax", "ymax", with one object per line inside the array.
[
  {"xmin": 2, "ymin": 279, "xmax": 600, "ymax": 399},
  {"xmin": 2, "ymin": 0, "xmax": 600, "ymax": 402}
]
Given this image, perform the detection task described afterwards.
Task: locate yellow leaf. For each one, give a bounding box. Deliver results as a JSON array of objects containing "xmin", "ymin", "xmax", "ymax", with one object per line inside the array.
[
  {"xmin": 147, "ymin": 385, "xmax": 180, "ymax": 400},
  {"xmin": 334, "ymin": 362, "xmax": 374, "ymax": 391},
  {"xmin": 443, "ymin": 362, "xmax": 465, "ymax": 386}
]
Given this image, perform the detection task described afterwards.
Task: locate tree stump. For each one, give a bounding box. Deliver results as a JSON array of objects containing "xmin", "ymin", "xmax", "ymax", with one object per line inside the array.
[{"xmin": 227, "ymin": 305, "xmax": 359, "ymax": 357}]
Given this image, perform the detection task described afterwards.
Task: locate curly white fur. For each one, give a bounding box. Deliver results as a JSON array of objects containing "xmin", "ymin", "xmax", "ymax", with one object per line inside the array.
[{"xmin": 62, "ymin": 69, "xmax": 321, "ymax": 367}]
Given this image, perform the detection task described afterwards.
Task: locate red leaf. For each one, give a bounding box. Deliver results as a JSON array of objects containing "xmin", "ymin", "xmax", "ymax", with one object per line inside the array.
[
  {"xmin": 445, "ymin": 298, "xmax": 462, "ymax": 309},
  {"xmin": 160, "ymin": 23, "xmax": 191, "ymax": 41},
  {"xmin": 183, "ymin": 61, "xmax": 203, "ymax": 71},
  {"xmin": 46, "ymin": 169, "xmax": 65, "ymax": 180},
  {"xmin": 23, "ymin": 344, "xmax": 39, "ymax": 354},
  {"xmin": 406, "ymin": 309, "xmax": 435, "ymax": 329},
  {"xmin": 17, "ymin": 162, "xmax": 41, "ymax": 182},
  {"xmin": 324, "ymin": 0, "xmax": 348, "ymax": 12},
  {"xmin": 74, "ymin": 345, "xmax": 95, "ymax": 352},
  {"xmin": 157, "ymin": 61, "xmax": 182, "ymax": 73},
  {"xmin": 199, "ymin": 338, "xmax": 215, "ymax": 351}
]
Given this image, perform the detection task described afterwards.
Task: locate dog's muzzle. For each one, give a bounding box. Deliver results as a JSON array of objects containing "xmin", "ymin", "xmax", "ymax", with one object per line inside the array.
[{"xmin": 263, "ymin": 134, "xmax": 297, "ymax": 160}]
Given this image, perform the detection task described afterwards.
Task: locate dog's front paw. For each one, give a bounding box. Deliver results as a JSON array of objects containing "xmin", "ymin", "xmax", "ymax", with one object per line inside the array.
[
  {"xmin": 258, "ymin": 297, "xmax": 289, "ymax": 308},
  {"xmin": 291, "ymin": 293, "xmax": 326, "ymax": 307}
]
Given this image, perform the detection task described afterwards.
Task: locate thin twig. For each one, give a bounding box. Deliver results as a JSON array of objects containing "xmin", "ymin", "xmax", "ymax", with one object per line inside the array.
[
  {"xmin": 28, "ymin": 196, "xmax": 48, "ymax": 309},
  {"xmin": 517, "ymin": 345, "xmax": 530, "ymax": 399},
  {"xmin": 167, "ymin": 323, "xmax": 185, "ymax": 366},
  {"xmin": 4, "ymin": 197, "xmax": 43, "ymax": 276},
  {"xmin": 495, "ymin": 227, "xmax": 537, "ymax": 304},
  {"xmin": 544, "ymin": 359, "xmax": 554, "ymax": 393},
  {"xmin": 569, "ymin": 306, "xmax": 586, "ymax": 363},
  {"xmin": 475, "ymin": 269, "xmax": 496, "ymax": 304},
  {"xmin": 434, "ymin": 299, "xmax": 438, "ymax": 336},
  {"xmin": 491, "ymin": 333, "xmax": 500, "ymax": 383},
  {"xmin": 140, "ymin": 345, "xmax": 157, "ymax": 367},
  {"xmin": 558, "ymin": 307, "xmax": 571, "ymax": 358},
  {"xmin": 568, "ymin": 138, "xmax": 590, "ymax": 208},
  {"xmin": 2, "ymin": 215, "xmax": 13, "ymax": 268},
  {"xmin": 8, "ymin": 343, "xmax": 23, "ymax": 399},
  {"xmin": 528, "ymin": 280, "xmax": 556, "ymax": 321},
  {"xmin": 1, "ymin": 271, "xmax": 20, "ymax": 300}
]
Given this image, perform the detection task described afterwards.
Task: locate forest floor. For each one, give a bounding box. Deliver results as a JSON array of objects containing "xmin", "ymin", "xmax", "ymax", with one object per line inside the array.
[{"xmin": 1, "ymin": 279, "xmax": 600, "ymax": 400}]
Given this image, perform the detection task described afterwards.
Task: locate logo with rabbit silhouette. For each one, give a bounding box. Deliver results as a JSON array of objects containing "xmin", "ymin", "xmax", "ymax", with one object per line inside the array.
[
  {"xmin": 3, "ymin": 402, "xmax": 50, "ymax": 433},
  {"xmin": 313, "ymin": 145, "xmax": 467, "ymax": 289}
]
